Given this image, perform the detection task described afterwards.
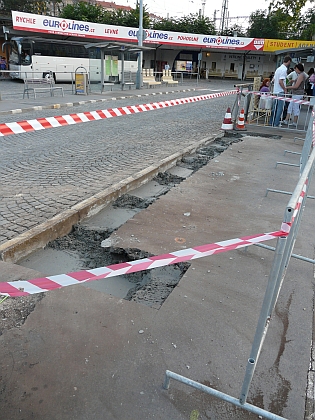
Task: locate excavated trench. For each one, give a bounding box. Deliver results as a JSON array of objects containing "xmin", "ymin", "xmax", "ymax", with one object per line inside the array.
[{"xmin": 1, "ymin": 131, "xmax": 282, "ymax": 332}]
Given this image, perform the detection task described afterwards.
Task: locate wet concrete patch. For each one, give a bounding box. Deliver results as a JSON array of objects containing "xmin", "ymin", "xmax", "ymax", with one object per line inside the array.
[
  {"xmin": 20, "ymin": 247, "xmax": 86, "ymax": 274},
  {"xmin": 81, "ymin": 206, "xmax": 139, "ymax": 230},
  {"xmin": 129, "ymin": 181, "xmax": 169, "ymax": 199},
  {"xmin": 224, "ymin": 130, "xmax": 282, "ymax": 140},
  {"xmin": 177, "ymin": 136, "xmax": 244, "ymax": 171},
  {"xmin": 20, "ymin": 227, "xmax": 190, "ymax": 309},
  {"xmin": 167, "ymin": 166, "xmax": 193, "ymax": 178}
]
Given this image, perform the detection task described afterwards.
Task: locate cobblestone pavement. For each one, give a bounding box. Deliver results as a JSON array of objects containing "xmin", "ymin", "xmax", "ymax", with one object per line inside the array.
[{"xmin": 0, "ymin": 79, "xmax": 238, "ymax": 246}]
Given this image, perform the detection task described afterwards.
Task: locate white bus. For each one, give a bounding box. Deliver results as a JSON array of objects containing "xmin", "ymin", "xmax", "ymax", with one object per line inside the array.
[{"xmin": 7, "ymin": 36, "xmax": 138, "ymax": 82}]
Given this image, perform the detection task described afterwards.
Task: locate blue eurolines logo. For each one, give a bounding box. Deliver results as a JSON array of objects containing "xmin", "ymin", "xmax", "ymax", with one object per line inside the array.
[
  {"xmin": 43, "ymin": 19, "xmax": 91, "ymax": 33},
  {"xmin": 128, "ymin": 29, "xmax": 169, "ymax": 40},
  {"xmin": 203, "ymin": 37, "xmax": 243, "ymax": 46}
]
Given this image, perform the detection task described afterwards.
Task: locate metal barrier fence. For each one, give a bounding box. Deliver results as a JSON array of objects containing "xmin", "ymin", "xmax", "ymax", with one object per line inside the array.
[
  {"xmin": 0, "ymin": 69, "xmax": 200, "ymax": 95},
  {"xmin": 232, "ymin": 83, "xmax": 253, "ymax": 122},
  {"xmin": 163, "ymin": 106, "xmax": 315, "ymax": 419},
  {"xmin": 0, "ymin": 69, "xmax": 88, "ymax": 94},
  {"xmin": 247, "ymin": 91, "xmax": 313, "ymax": 132}
]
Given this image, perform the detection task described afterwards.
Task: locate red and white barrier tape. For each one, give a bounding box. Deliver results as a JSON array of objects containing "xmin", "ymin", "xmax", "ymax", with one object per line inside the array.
[
  {"xmin": 0, "ymin": 90, "xmax": 237, "ymax": 138},
  {"xmin": 280, "ymin": 180, "xmax": 307, "ymax": 233},
  {"xmin": 252, "ymin": 91, "xmax": 310, "ymax": 106},
  {"xmin": 0, "ymin": 229, "xmax": 287, "ymax": 297}
]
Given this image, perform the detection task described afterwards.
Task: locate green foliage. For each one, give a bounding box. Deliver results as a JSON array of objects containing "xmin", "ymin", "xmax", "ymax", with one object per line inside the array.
[
  {"xmin": 60, "ymin": 2, "xmax": 107, "ymax": 23},
  {"xmin": 247, "ymin": 10, "xmax": 281, "ymax": 38},
  {"xmin": 268, "ymin": 0, "xmax": 307, "ymax": 21},
  {"xmin": 221, "ymin": 24, "xmax": 247, "ymax": 37},
  {"xmin": 266, "ymin": 0, "xmax": 311, "ymax": 38},
  {"xmin": 60, "ymin": 1, "xmax": 150, "ymax": 28},
  {"xmin": 106, "ymin": 3, "xmax": 150, "ymax": 28},
  {"xmin": 153, "ymin": 13, "xmax": 216, "ymax": 34},
  {"xmin": 297, "ymin": 6, "xmax": 315, "ymax": 39},
  {"xmin": 0, "ymin": 0, "xmax": 63, "ymax": 15},
  {"xmin": 0, "ymin": 0, "xmax": 34, "ymax": 15}
]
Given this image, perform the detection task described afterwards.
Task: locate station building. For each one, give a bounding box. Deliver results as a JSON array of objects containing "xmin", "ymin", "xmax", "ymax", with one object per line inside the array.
[{"xmin": 3, "ymin": 11, "xmax": 315, "ymax": 82}]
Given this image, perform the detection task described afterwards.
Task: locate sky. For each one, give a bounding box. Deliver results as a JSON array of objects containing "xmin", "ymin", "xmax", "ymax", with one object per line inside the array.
[
  {"xmin": 114, "ymin": 0, "xmax": 313, "ymax": 31},
  {"xmin": 118, "ymin": 0, "xmax": 269, "ymax": 26}
]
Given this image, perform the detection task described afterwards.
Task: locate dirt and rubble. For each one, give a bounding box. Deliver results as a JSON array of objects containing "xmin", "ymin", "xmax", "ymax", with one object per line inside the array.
[{"xmin": 0, "ymin": 262, "xmax": 44, "ymax": 335}]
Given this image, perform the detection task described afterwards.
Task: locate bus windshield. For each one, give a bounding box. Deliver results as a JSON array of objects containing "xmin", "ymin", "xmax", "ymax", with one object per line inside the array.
[{"xmin": 9, "ymin": 39, "xmax": 32, "ymax": 66}]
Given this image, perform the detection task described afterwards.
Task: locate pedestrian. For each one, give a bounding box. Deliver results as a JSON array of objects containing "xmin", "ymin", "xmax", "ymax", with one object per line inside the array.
[
  {"xmin": 0, "ymin": 57, "xmax": 6, "ymax": 77},
  {"xmin": 306, "ymin": 68, "xmax": 314, "ymax": 97},
  {"xmin": 309, "ymin": 69, "xmax": 315, "ymax": 97},
  {"xmin": 258, "ymin": 78, "xmax": 272, "ymax": 110},
  {"xmin": 286, "ymin": 67, "xmax": 297, "ymax": 85},
  {"xmin": 282, "ymin": 67, "xmax": 296, "ymax": 120},
  {"xmin": 0, "ymin": 57, "xmax": 6, "ymax": 70},
  {"xmin": 281, "ymin": 63, "xmax": 308, "ymax": 128},
  {"xmin": 269, "ymin": 55, "xmax": 292, "ymax": 127},
  {"xmin": 259, "ymin": 78, "xmax": 270, "ymax": 93}
]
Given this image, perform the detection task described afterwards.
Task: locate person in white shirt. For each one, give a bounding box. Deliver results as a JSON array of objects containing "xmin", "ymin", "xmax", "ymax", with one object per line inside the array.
[
  {"xmin": 269, "ymin": 55, "xmax": 292, "ymax": 127},
  {"xmin": 282, "ymin": 63, "xmax": 308, "ymax": 128}
]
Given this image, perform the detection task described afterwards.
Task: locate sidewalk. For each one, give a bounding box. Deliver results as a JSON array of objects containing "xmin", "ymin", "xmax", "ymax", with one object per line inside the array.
[{"xmin": 0, "ymin": 77, "xmax": 206, "ymax": 115}]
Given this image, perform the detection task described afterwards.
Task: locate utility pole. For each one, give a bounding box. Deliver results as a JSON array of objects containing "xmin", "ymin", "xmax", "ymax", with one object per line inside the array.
[
  {"xmin": 201, "ymin": 0, "xmax": 206, "ymax": 17},
  {"xmin": 213, "ymin": 9, "xmax": 219, "ymax": 31},
  {"xmin": 136, "ymin": 0, "xmax": 143, "ymax": 90},
  {"xmin": 220, "ymin": 0, "xmax": 228, "ymax": 34}
]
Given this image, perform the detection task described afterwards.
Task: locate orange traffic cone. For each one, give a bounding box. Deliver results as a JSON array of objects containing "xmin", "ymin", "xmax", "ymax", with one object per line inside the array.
[
  {"xmin": 221, "ymin": 107, "xmax": 233, "ymax": 131},
  {"xmin": 234, "ymin": 109, "xmax": 247, "ymax": 131}
]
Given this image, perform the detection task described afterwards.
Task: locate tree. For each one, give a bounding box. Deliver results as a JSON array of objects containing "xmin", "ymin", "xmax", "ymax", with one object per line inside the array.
[
  {"xmin": 247, "ymin": 10, "xmax": 281, "ymax": 39},
  {"xmin": 107, "ymin": 3, "xmax": 150, "ymax": 28},
  {"xmin": 60, "ymin": 1, "xmax": 150, "ymax": 28},
  {"xmin": 267, "ymin": 0, "xmax": 311, "ymax": 38},
  {"xmin": 152, "ymin": 17, "xmax": 180, "ymax": 32},
  {"xmin": 50, "ymin": 0, "xmax": 64, "ymax": 16},
  {"xmin": 0, "ymin": 0, "xmax": 62, "ymax": 15},
  {"xmin": 153, "ymin": 13, "xmax": 216, "ymax": 34},
  {"xmin": 0, "ymin": 0, "xmax": 34, "ymax": 15},
  {"xmin": 221, "ymin": 24, "xmax": 247, "ymax": 37},
  {"xmin": 268, "ymin": 0, "xmax": 308, "ymax": 22},
  {"xmin": 60, "ymin": 1, "xmax": 107, "ymax": 23},
  {"xmin": 297, "ymin": 6, "xmax": 315, "ymax": 40}
]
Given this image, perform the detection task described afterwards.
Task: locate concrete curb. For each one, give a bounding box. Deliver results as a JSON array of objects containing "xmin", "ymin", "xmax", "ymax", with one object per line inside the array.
[
  {"xmin": 0, "ymin": 88, "xmax": 197, "ymax": 116},
  {"xmin": 0, "ymin": 132, "xmax": 221, "ymax": 263}
]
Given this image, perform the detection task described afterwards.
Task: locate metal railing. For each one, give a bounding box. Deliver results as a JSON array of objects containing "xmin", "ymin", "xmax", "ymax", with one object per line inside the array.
[
  {"xmin": 163, "ymin": 109, "xmax": 315, "ymax": 419},
  {"xmin": 247, "ymin": 91, "xmax": 313, "ymax": 132},
  {"xmin": 154, "ymin": 71, "xmax": 199, "ymax": 85}
]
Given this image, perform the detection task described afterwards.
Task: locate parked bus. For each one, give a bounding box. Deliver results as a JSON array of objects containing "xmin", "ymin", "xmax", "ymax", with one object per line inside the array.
[{"xmin": 7, "ymin": 36, "xmax": 138, "ymax": 82}]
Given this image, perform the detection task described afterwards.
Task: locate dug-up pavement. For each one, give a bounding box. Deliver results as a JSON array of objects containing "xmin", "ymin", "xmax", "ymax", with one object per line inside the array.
[{"xmin": 1, "ymin": 126, "xmax": 314, "ymax": 420}]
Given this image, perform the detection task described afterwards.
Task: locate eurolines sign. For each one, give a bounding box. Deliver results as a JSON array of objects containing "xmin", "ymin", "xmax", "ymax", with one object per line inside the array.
[{"xmin": 12, "ymin": 11, "xmax": 264, "ymax": 51}]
